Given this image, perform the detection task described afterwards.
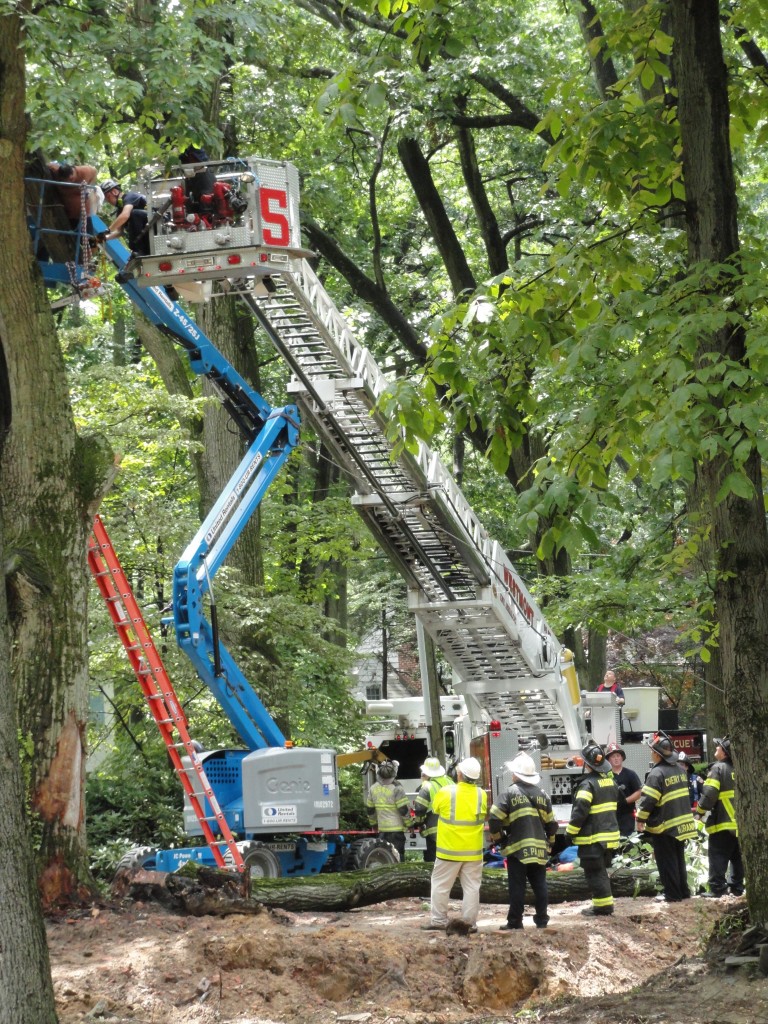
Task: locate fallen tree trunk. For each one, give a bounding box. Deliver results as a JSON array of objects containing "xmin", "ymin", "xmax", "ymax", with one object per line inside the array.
[
  {"xmin": 248, "ymin": 863, "xmax": 657, "ymax": 911},
  {"xmin": 115, "ymin": 861, "xmax": 658, "ymax": 916}
]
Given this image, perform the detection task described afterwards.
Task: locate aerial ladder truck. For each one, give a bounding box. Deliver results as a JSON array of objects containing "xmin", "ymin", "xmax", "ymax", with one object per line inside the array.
[{"xmin": 29, "ymin": 156, "xmax": 602, "ymax": 873}]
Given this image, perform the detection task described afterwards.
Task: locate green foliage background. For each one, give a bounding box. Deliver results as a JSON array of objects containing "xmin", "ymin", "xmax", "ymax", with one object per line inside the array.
[{"xmin": 19, "ymin": 0, "xmax": 767, "ymax": 860}]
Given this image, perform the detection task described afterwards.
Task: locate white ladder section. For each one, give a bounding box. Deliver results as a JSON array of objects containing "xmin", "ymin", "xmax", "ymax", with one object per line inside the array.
[{"xmin": 237, "ymin": 262, "xmax": 584, "ymax": 749}]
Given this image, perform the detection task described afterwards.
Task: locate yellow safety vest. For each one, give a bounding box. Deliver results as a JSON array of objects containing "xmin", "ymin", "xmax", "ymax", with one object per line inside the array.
[{"xmin": 433, "ymin": 782, "xmax": 487, "ymax": 862}]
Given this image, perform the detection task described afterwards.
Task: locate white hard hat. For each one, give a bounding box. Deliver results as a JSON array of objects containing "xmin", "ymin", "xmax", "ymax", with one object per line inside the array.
[
  {"xmin": 457, "ymin": 757, "xmax": 482, "ymax": 780},
  {"xmin": 420, "ymin": 756, "xmax": 446, "ymax": 778},
  {"xmin": 507, "ymin": 752, "xmax": 540, "ymax": 785}
]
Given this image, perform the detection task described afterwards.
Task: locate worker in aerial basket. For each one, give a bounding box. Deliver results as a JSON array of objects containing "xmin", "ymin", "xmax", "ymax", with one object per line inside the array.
[
  {"xmin": 365, "ymin": 761, "xmax": 409, "ymax": 861},
  {"xmin": 565, "ymin": 742, "xmax": 620, "ymax": 917},
  {"xmin": 100, "ymin": 179, "xmax": 150, "ymax": 256}
]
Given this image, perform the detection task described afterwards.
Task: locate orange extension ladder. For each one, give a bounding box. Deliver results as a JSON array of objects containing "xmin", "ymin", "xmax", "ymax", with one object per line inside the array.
[{"xmin": 87, "ymin": 514, "xmax": 245, "ymax": 873}]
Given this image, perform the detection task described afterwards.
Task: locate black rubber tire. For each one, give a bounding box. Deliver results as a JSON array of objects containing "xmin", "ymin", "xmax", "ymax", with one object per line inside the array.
[
  {"xmin": 237, "ymin": 841, "xmax": 282, "ymax": 878},
  {"xmin": 346, "ymin": 836, "xmax": 400, "ymax": 870},
  {"xmin": 115, "ymin": 845, "xmax": 158, "ymax": 874}
]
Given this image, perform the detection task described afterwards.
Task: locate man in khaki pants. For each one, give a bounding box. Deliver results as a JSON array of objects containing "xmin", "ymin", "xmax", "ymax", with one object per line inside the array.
[{"xmin": 421, "ymin": 757, "xmax": 488, "ymax": 932}]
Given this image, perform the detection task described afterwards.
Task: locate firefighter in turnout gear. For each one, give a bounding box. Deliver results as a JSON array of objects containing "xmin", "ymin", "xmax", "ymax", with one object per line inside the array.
[
  {"xmin": 566, "ymin": 742, "xmax": 620, "ymax": 916},
  {"xmin": 366, "ymin": 761, "xmax": 410, "ymax": 861},
  {"xmin": 412, "ymin": 757, "xmax": 452, "ymax": 863},
  {"xmin": 422, "ymin": 757, "xmax": 488, "ymax": 932},
  {"xmin": 695, "ymin": 737, "xmax": 744, "ymax": 897},
  {"xmin": 635, "ymin": 733, "xmax": 696, "ymax": 902},
  {"xmin": 489, "ymin": 752, "xmax": 558, "ymax": 930}
]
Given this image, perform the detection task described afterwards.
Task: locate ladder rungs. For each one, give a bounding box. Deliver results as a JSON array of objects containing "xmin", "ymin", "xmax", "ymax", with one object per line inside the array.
[{"xmin": 91, "ymin": 517, "xmax": 244, "ymax": 871}]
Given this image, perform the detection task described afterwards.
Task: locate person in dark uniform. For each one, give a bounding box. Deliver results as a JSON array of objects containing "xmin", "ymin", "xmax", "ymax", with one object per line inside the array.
[
  {"xmin": 178, "ymin": 145, "xmax": 216, "ymax": 207},
  {"xmin": 566, "ymin": 742, "xmax": 620, "ymax": 916},
  {"xmin": 677, "ymin": 751, "xmax": 702, "ymax": 808},
  {"xmin": 489, "ymin": 752, "xmax": 558, "ymax": 930},
  {"xmin": 635, "ymin": 733, "xmax": 696, "ymax": 902},
  {"xmin": 695, "ymin": 736, "xmax": 744, "ymax": 898},
  {"xmin": 605, "ymin": 742, "xmax": 642, "ymax": 836}
]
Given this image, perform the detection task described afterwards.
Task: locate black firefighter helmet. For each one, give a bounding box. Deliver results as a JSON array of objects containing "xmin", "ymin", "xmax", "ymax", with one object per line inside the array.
[
  {"xmin": 649, "ymin": 732, "xmax": 678, "ymax": 765},
  {"xmin": 582, "ymin": 742, "xmax": 610, "ymax": 773},
  {"xmin": 715, "ymin": 736, "xmax": 733, "ymax": 759}
]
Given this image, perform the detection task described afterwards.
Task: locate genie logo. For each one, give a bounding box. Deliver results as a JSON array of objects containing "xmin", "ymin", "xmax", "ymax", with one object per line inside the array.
[{"xmin": 266, "ymin": 776, "xmax": 311, "ymax": 794}]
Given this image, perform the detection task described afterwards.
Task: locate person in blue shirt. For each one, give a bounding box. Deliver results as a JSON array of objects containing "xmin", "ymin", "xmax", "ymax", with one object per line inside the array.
[{"xmin": 677, "ymin": 752, "xmax": 702, "ymax": 807}]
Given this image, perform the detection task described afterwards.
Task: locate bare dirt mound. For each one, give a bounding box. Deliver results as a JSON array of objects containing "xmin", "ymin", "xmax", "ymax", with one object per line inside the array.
[{"xmin": 48, "ymin": 893, "xmax": 766, "ymax": 1024}]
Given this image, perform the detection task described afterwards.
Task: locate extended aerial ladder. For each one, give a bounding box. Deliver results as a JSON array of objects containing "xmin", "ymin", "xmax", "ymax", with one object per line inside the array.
[
  {"xmin": 111, "ymin": 155, "xmax": 584, "ymax": 750},
  {"xmin": 233, "ymin": 264, "xmax": 585, "ymax": 751}
]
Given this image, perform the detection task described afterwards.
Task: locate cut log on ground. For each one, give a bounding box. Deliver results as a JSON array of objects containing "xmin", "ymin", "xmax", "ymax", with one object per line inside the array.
[{"xmin": 113, "ymin": 861, "xmax": 658, "ymax": 916}]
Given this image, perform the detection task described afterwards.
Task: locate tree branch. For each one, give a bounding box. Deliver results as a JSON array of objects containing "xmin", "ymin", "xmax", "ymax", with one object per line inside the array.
[
  {"xmin": 454, "ymin": 98, "xmax": 508, "ymax": 276},
  {"xmin": 396, "ymin": 136, "xmax": 477, "ymax": 296},
  {"xmin": 574, "ymin": 0, "xmax": 619, "ymax": 100}
]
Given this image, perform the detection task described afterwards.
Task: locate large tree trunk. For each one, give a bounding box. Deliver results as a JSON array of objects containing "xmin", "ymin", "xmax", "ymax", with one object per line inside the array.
[
  {"xmin": 0, "ymin": 500, "xmax": 58, "ymax": 1021},
  {"xmin": 0, "ymin": 7, "xmax": 114, "ymax": 907},
  {"xmin": 0, "ymin": 11, "xmax": 68, "ymax": 1022},
  {"xmin": 116, "ymin": 861, "xmax": 657, "ymax": 914},
  {"xmin": 671, "ymin": 0, "xmax": 768, "ymax": 925}
]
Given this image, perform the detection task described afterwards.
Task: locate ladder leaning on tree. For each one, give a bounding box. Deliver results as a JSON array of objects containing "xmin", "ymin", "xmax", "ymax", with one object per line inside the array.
[{"xmin": 87, "ymin": 514, "xmax": 245, "ymax": 873}]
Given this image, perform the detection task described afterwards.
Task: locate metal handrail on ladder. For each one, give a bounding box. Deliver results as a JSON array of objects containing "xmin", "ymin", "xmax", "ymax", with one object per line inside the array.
[{"xmin": 87, "ymin": 515, "xmax": 245, "ymax": 873}]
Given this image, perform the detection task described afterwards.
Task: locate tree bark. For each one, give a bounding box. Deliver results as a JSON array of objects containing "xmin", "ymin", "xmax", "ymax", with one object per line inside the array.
[
  {"xmin": 0, "ymin": 463, "xmax": 58, "ymax": 1018},
  {"xmin": 670, "ymin": 0, "xmax": 768, "ymax": 925},
  {"xmin": 0, "ymin": 4, "xmax": 114, "ymax": 906},
  {"xmin": 197, "ymin": 296, "xmax": 264, "ymax": 587}
]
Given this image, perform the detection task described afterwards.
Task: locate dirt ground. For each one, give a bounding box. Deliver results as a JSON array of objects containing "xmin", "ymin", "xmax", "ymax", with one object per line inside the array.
[{"xmin": 48, "ymin": 890, "xmax": 768, "ymax": 1024}]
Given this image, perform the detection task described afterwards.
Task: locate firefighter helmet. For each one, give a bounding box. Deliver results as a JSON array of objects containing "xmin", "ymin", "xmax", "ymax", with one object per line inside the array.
[
  {"xmin": 377, "ymin": 761, "xmax": 397, "ymax": 780},
  {"xmin": 581, "ymin": 742, "xmax": 610, "ymax": 773},
  {"xmin": 507, "ymin": 752, "xmax": 540, "ymax": 784},
  {"xmin": 649, "ymin": 733, "xmax": 678, "ymax": 765},
  {"xmin": 714, "ymin": 736, "xmax": 733, "ymax": 759},
  {"xmin": 604, "ymin": 742, "xmax": 626, "ymax": 761},
  {"xmin": 100, "ymin": 179, "xmax": 121, "ymax": 195},
  {"xmin": 420, "ymin": 757, "xmax": 446, "ymax": 778}
]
